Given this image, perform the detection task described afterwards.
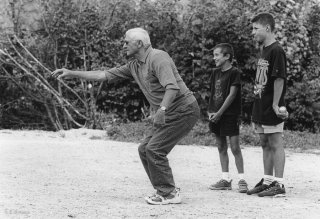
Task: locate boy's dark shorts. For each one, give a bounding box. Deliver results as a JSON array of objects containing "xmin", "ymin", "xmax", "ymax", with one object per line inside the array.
[{"xmin": 209, "ymin": 115, "xmax": 240, "ymax": 137}]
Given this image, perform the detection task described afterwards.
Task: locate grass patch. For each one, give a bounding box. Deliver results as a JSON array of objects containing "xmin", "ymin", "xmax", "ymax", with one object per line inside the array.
[
  {"xmin": 105, "ymin": 120, "xmax": 320, "ymax": 151},
  {"xmin": 282, "ymin": 130, "xmax": 320, "ymax": 151}
]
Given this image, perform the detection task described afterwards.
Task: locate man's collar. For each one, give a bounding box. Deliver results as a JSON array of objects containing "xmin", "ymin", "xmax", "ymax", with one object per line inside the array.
[{"xmin": 136, "ymin": 46, "xmax": 152, "ymax": 64}]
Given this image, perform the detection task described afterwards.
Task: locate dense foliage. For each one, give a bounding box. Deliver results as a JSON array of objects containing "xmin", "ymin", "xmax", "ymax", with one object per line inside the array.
[
  {"xmin": 0, "ymin": 0, "xmax": 319, "ymax": 132},
  {"xmin": 105, "ymin": 120, "xmax": 320, "ymax": 150}
]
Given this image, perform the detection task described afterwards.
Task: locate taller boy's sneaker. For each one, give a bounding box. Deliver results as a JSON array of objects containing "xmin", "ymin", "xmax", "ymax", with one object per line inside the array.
[
  {"xmin": 246, "ymin": 178, "xmax": 268, "ymax": 195},
  {"xmin": 258, "ymin": 181, "xmax": 286, "ymax": 197},
  {"xmin": 209, "ymin": 179, "xmax": 232, "ymax": 190}
]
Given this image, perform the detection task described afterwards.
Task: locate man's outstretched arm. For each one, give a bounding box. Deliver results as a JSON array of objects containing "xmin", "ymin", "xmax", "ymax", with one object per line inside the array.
[{"xmin": 51, "ymin": 68, "xmax": 107, "ymax": 81}]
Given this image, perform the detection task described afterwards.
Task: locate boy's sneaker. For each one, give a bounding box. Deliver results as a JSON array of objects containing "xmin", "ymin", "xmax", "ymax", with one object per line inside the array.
[
  {"xmin": 238, "ymin": 179, "xmax": 248, "ymax": 193},
  {"xmin": 145, "ymin": 188, "xmax": 181, "ymax": 205},
  {"xmin": 246, "ymin": 178, "xmax": 269, "ymax": 195},
  {"xmin": 209, "ymin": 179, "xmax": 232, "ymax": 190},
  {"xmin": 258, "ymin": 181, "xmax": 286, "ymax": 197}
]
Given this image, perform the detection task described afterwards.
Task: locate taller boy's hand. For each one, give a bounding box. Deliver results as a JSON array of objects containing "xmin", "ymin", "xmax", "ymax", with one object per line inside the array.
[{"xmin": 273, "ymin": 105, "xmax": 289, "ymax": 120}]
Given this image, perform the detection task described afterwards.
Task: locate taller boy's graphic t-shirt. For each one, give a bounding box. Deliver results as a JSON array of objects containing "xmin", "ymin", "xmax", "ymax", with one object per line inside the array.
[{"xmin": 252, "ymin": 41, "xmax": 287, "ymax": 125}]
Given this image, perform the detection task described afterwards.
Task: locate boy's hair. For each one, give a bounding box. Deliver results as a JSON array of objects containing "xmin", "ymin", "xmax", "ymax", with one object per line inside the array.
[
  {"xmin": 213, "ymin": 43, "xmax": 234, "ymax": 62},
  {"xmin": 125, "ymin": 28, "xmax": 151, "ymax": 48},
  {"xmin": 251, "ymin": 13, "xmax": 275, "ymax": 32}
]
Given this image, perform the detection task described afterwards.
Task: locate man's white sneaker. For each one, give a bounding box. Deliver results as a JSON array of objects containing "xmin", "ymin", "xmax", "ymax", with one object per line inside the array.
[{"xmin": 145, "ymin": 188, "xmax": 181, "ymax": 205}]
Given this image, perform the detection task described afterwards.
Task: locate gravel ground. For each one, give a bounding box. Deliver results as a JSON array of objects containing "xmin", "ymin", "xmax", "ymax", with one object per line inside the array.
[{"xmin": 0, "ymin": 129, "xmax": 320, "ymax": 219}]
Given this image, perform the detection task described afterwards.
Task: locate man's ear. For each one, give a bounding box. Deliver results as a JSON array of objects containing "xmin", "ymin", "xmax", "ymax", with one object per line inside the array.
[
  {"xmin": 266, "ymin": 24, "xmax": 270, "ymax": 32},
  {"xmin": 137, "ymin": 40, "xmax": 144, "ymax": 48}
]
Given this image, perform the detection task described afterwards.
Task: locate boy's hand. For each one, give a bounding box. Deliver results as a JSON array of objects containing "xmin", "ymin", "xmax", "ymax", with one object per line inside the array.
[
  {"xmin": 208, "ymin": 112, "xmax": 215, "ymax": 120},
  {"xmin": 273, "ymin": 105, "xmax": 289, "ymax": 120},
  {"xmin": 209, "ymin": 112, "xmax": 222, "ymax": 123}
]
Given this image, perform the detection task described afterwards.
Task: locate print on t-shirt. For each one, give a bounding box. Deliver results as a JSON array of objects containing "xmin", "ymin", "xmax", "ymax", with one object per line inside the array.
[
  {"xmin": 215, "ymin": 78, "xmax": 223, "ymax": 107},
  {"xmin": 254, "ymin": 59, "xmax": 269, "ymax": 98}
]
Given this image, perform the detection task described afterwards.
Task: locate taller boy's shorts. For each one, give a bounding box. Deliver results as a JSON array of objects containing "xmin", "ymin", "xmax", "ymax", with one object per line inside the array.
[
  {"xmin": 253, "ymin": 122, "xmax": 284, "ymax": 134},
  {"xmin": 209, "ymin": 115, "xmax": 240, "ymax": 137}
]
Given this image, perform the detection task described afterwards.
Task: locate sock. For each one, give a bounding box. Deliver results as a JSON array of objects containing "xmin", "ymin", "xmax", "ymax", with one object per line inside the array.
[
  {"xmin": 238, "ymin": 173, "xmax": 245, "ymax": 181},
  {"xmin": 274, "ymin": 177, "xmax": 284, "ymax": 186},
  {"xmin": 222, "ymin": 172, "xmax": 229, "ymax": 181},
  {"xmin": 263, "ymin": 175, "xmax": 273, "ymax": 185}
]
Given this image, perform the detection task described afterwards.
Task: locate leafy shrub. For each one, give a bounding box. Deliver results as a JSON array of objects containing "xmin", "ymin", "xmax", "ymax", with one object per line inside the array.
[
  {"xmin": 283, "ymin": 129, "xmax": 320, "ymax": 151},
  {"xmin": 1, "ymin": 0, "xmax": 319, "ymax": 132},
  {"xmin": 105, "ymin": 119, "xmax": 319, "ymax": 151}
]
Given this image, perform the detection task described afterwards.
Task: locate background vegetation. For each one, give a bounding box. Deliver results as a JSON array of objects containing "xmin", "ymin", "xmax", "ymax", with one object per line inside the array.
[
  {"xmin": 0, "ymin": 0, "xmax": 319, "ymax": 134},
  {"xmin": 105, "ymin": 120, "xmax": 320, "ymax": 151}
]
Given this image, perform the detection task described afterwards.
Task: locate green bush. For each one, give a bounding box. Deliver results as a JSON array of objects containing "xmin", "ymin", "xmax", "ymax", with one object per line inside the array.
[
  {"xmin": 105, "ymin": 119, "xmax": 319, "ymax": 151},
  {"xmin": 1, "ymin": 0, "xmax": 319, "ymax": 132}
]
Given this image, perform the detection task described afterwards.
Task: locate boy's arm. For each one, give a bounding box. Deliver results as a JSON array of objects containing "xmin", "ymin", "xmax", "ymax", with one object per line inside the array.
[
  {"xmin": 271, "ymin": 47, "xmax": 287, "ymax": 119},
  {"xmin": 273, "ymin": 78, "xmax": 288, "ymax": 119},
  {"xmin": 217, "ymin": 86, "xmax": 238, "ymax": 116},
  {"xmin": 207, "ymin": 70, "xmax": 216, "ymax": 116},
  {"xmin": 210, "ymin": 86, "xmax": 238, "ymax": 122},
  {"xmin": 272, "ymin": 78, "xmax": 284, "ymax": 108}
]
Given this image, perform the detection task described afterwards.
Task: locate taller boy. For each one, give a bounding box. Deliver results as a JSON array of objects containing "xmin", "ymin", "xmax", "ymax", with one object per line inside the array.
[{"xmin": 247, "ymin": 13, "xmax": 288, "ymax": 197}]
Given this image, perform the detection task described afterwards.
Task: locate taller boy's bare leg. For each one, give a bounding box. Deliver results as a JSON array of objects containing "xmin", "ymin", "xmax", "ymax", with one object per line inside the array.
[
  {"xmin": 261, "ymin": 134, "xmax": 274, "ymax": 176},
  {"xmin": 268, "ymin": 133, "xmax": 285, "ymax": 178},
  {"xmin": 256, "ymin": 132, "xmax": 286, "ymax": 197}
]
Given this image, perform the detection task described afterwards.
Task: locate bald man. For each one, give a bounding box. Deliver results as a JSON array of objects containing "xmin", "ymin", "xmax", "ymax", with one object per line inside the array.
[{"xmin": 52, "ymin": 28, "xmax": 200, "ymax": 205}]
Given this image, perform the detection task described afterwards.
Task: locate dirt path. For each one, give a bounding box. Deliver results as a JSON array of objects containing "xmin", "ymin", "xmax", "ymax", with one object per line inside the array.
[{"xmin": 0, "ymin": 129, "xmax": 319, "ymax": 219}]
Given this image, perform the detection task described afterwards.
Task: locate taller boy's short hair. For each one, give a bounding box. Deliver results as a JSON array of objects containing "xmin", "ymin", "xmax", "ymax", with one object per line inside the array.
[
  {"xmin": 251, "ymin": 13, "xmax": 275, "ymax": 32},
  {"xmin": 213, "ymin": 43, "xmax": 234, "ymax": 62}
]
